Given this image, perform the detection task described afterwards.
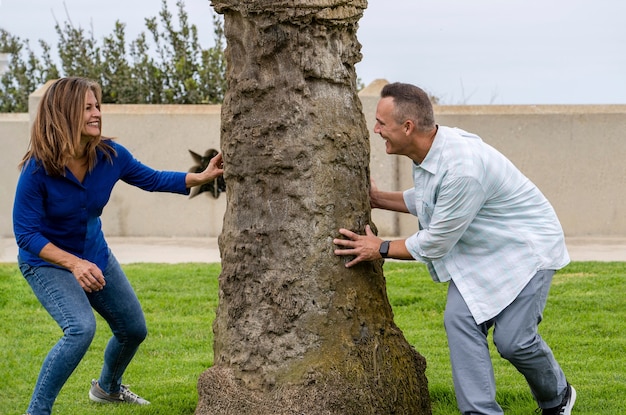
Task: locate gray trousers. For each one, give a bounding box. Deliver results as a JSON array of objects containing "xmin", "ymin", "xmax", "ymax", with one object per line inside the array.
[{"xmin": 444, "ymin": 270, "xmax": 568, "ymax": 414}]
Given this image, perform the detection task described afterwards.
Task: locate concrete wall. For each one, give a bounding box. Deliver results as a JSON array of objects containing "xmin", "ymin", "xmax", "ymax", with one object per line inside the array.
[
  {"xmin": 2, "ymin": 80, "xmax": 626, "ymax": 239},
  {"xmin": 0, "ymin": 112, "xmax": 29, "ymax": 238}
]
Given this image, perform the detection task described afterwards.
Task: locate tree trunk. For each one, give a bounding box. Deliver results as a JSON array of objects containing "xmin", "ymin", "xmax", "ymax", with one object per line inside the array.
[{"xmin": 196, "ymin": 1, "xmax": 431, "ymax": 414}]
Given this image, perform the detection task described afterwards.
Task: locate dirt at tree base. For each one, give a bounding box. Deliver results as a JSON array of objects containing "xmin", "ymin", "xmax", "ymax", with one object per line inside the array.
[{"xmin": 197, "ymin": 357, "xmax": 430, "ymax": 415}]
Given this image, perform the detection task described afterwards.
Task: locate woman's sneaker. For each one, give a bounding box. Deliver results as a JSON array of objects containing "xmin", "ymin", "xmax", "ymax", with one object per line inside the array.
[{"xmin": 89, "ymin": 379, "xmax": 151, "ymax": 405}]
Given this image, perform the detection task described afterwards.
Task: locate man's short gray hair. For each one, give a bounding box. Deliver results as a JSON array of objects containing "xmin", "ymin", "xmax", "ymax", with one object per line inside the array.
[{"xmin": 380, "ymin": 82, "xmax": 436, "ymax": 132}]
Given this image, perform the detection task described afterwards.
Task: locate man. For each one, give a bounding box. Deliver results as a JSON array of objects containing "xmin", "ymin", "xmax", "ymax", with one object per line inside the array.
[{"xmin": 333, "ymin": 82, "xmax": 575, "ymax": 415}]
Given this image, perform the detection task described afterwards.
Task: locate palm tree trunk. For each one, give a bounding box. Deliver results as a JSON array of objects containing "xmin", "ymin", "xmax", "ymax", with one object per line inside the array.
[{"xmin": 196, "ymin": 2, "xmax": 431, "ymax": 414}]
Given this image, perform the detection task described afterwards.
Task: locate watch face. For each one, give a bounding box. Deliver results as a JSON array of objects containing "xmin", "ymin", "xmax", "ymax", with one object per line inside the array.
[{"xmin": 379, "ymin": 241, "xmax": 390, "ymax": 257}]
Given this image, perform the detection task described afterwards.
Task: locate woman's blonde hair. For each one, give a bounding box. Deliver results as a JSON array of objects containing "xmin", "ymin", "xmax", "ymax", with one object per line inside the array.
[{"xmin": 19, "ymin": 77, "xmax": 115, "ymax": 176}]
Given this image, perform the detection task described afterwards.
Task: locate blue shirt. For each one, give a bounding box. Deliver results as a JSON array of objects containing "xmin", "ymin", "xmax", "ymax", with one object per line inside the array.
[
  {"xmin": 403, "ymin": 126, "xmax": 570, "ymax": 324},
  {"xmin": 13, "ymin": 140, "xmax": 189, "ymax": 271}
]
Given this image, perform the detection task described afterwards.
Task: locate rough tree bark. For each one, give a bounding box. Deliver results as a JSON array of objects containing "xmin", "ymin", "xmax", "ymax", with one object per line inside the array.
[{"xmin": 196, "ymin": 1, "xmax": 431, "ymax": 414}]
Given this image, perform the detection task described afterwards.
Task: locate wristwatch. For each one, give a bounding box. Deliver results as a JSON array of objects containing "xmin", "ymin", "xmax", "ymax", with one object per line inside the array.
[{"xmin": 379, "ymin": 240, "xmax": 390, "ymax": 258}]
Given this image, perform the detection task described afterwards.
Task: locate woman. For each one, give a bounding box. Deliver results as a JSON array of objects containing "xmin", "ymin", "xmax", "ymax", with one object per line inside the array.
[{"xmin": 13, "ymin": 77, "xmax": 224, "ymax": 415}]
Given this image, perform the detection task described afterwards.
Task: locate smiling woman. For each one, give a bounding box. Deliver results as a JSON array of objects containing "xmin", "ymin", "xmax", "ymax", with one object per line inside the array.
[{"xmin": 11, "ymin": 76, "xmax": 224, "ymax": 415}]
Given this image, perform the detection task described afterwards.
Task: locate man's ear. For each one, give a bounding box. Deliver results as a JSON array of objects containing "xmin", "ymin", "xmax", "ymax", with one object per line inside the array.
[{"xmin": 403, "ymin": 120, "xmax": 415, "ymax": 135}]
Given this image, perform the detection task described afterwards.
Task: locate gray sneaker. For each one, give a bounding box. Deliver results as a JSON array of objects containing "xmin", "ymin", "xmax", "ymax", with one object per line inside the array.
[{"xmin": 89, "ymin": 379, "xmax": 151, "ymax": 405}]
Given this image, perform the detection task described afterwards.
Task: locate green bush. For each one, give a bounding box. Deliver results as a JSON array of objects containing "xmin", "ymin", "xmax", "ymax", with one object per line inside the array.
[{"xmin": 0, "ymin": 0, "xmax": 225, "ymax": 112}]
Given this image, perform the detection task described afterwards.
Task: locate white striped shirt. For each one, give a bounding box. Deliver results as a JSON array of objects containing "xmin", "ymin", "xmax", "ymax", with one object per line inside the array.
[{"xmin": 404, "ymin": 126, "xmax": 570, "ymax": 324}]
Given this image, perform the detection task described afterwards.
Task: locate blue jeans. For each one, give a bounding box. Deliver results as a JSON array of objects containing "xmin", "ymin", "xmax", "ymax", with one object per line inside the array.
[
  {"xmin": 19, "ymin": 252, "xmax": 147, "ymax": 415},
  {"xmin": 444, "ymin": 270, "xmax": 567, "ymax": 414}
]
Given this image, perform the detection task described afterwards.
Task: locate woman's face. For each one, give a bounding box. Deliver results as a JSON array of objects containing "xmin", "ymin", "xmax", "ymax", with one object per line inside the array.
[{"xmin": 81, "ymin": 89, "xmax": 101, "ymax": 140}]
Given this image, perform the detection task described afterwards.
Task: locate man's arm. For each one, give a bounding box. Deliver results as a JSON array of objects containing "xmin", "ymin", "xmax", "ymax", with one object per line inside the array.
[
  {"xmin": 370, "ymin": 179, "xmax": 410, "ymax": 213},
  {"xmin": 333, "ymin": 225, "xmax": 414, "ymax": 268}
]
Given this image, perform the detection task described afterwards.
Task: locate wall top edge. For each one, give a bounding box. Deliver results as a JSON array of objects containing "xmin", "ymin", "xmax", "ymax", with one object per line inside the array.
[
  {"xmin": 102, "ymin": 104, "xmax": 222, "ymax": 115},
  {"xmin": 434, "ymin": 104, "xmax": 626, "ymax": 115},
  {"xmin": 6, "ymin": 103, "xmax": 626, "ymax": 118},
  {"xmin": 0, "ymin": 113, "xmax": 29, "ymax": 121}
]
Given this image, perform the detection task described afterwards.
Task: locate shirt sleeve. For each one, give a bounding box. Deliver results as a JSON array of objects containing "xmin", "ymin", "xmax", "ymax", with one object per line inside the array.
[
  {"xmin": 403, "ymin": 188, "xmax": 418, "ymax": 216},
  {"xmin": 13, "ymin": 163, "xmax": 51, "ymax": 256},
  {"xmin": 406, "ymin": 175, "xmax": 486, "ymax": 261},
  {"xmin": 114, "ymin": 143, "xmax": 189, "ymax": 195}
]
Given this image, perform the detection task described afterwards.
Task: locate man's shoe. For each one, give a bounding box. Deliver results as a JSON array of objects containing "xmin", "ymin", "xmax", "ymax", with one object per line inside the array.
[
  {"xmin": 89, "ymin": 379, "xmax": 151, "ymax": 405},
  {"xmin": 542, "ymin": 383, "xmax": 576, "ymax": 415}
]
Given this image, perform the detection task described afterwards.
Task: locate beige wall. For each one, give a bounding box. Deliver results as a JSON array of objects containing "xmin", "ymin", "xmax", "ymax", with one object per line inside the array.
[
  {"xmin": 2, "ymin": 81, "xmax": 626, "ymax": 239},
  {"xmin": 97, "ymin": 104, "xmax": 225, "ymax": 237},
  {"xmin": 0, "ymin": 113, "xmax": 29, "ymax": 238}
]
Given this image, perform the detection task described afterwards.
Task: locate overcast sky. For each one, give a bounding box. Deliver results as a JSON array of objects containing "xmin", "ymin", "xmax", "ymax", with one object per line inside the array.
[{"xmin": 1, "ymin": 0, "xmax": 624, "ymax": 105}]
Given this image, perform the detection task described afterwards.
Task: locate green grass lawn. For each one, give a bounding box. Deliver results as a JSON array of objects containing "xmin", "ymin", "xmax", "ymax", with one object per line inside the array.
[{"xmin": 1, "ymin": 261, "xmax": 624, "ymax": 414}]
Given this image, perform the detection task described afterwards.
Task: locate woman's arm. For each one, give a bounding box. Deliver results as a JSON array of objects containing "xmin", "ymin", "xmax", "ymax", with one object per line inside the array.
[{"xmin": 38, "ymin": 243, "xmax": 106, "ymax": 293}]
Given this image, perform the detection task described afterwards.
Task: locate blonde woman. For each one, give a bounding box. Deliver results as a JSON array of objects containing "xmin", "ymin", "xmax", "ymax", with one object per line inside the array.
[{"xmin": 13, "ymin": 77, "xmax": 223, "ymax": 415}]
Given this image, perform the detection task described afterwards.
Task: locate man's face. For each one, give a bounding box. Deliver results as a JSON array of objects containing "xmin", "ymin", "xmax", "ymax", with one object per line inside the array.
[{"xmin": 374, "ymin": 97, "xmax": 409, "ymax": 156}]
